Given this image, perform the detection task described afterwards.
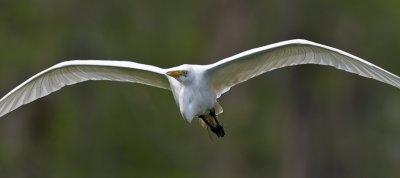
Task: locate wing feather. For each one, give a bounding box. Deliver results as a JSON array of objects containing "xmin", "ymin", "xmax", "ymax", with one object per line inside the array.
[
  {"xmin": 205, "ymin": 39, "xmax": 400, "ymax": 97},
  {"xmin": 0, "ymin": 60, "xmax": 169, "ymax": 117}
]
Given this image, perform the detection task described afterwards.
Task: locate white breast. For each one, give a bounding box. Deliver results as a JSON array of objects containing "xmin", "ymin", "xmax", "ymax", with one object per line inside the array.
[
  {"xmin": 166, "ymin": 65, "xmax": 216, "ymax": 123},
  {"xmin": 179, "ymin": 82, "xmax": 216, "ymax": 122}
]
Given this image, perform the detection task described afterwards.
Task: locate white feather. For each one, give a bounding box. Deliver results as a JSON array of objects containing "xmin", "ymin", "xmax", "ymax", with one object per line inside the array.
[
  {"xmin": 1, "ymin": 39, "xmax": 399, "ymax": 124},
  {"xmin": 0, "ymin": 60, "xmax": 170, "ymax": 117},
  {"xmin": 205, "ymin": 39, "xmax": 400, "ymax": 97}
]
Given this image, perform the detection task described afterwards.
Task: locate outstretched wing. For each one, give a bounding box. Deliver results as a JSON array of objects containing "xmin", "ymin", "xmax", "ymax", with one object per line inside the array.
[
  {"xmin": 205, "ymin": 39, "xmax": 400, "ymax": 97},
  {"xmin": 0, "ymin": 60, "xmax": 169, "ymax": 117}
]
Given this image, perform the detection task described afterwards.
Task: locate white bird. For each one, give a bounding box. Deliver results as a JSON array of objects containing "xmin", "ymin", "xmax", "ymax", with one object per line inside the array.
[{"xmin": 1, "ymin": 39, "xmax": 399, "ymax": 137}]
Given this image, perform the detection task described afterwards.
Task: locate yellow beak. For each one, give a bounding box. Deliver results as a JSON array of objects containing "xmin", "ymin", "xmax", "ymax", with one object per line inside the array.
[{"xmin": 166, "ymin": 70, "xmax": 186, "ymax": 78}]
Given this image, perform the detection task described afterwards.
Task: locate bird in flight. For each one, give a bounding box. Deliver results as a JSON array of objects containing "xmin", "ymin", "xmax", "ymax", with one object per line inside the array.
[{"xmin": 0, "ymin": 39, "xmax": 399, "ymax": 137}]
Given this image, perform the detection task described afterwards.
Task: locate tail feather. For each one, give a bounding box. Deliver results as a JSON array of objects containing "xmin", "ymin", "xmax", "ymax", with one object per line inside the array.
[{"xmin": 215, "ymin": 101, "xmax": 223, "ymax": 115}]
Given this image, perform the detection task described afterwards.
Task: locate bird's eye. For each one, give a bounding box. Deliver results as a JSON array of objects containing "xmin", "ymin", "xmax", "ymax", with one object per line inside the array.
[{"xmin": 182, "ymin": 70, "xmax": 188, "ymax": 77}]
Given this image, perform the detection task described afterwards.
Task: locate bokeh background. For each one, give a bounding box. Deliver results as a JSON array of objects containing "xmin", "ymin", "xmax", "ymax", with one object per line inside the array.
[{"xmin": 1, "ymin": 0, "xmax": 400, "ymax": 177}]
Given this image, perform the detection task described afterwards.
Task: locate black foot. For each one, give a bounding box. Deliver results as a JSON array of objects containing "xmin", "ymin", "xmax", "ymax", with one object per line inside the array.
[{"xmin": 199, "ymin": 109, "xmax": 225, "ymax": 138}]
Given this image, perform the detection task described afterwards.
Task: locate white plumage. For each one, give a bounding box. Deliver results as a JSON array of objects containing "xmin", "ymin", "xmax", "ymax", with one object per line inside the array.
[{"xmin": 1, "ymin": 39, "xmax": 399, "ymax": 137}]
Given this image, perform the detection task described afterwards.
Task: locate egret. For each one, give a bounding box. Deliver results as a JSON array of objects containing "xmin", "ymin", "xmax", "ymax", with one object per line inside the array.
[{"xmin": 1, "ymin": 39, "xmax": 399, "ymax": 137}]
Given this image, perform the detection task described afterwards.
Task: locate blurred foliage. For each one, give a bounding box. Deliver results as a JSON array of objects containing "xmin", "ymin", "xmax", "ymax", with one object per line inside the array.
[{"xmin": 0, "ymin": 0, "xmax": 400, "ymax": 177}]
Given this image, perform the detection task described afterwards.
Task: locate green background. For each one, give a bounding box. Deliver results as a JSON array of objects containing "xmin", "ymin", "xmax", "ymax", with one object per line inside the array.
[{"xmin": 1, "ymin": 0, "xmax": 400, "ymax": 177}]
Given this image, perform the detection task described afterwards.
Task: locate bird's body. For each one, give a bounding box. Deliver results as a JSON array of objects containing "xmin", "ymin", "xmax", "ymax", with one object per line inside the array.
[
  {"xmin": 167, "ymin": 65, "xmax": 216, "ymax": 121},
  {"xmin": 178, "ymin": 81, "xmax": 216, "ymax": 121},
  {"xmin": 166, "ymin": 64, "xmax": 227, "ymax": 136},
  {"xmin": 1, "ymin": 39, "xmax": 400, "ymax": 137},
  {"xmin": 166, "ymin": 65, "xmax": 225, "ymax": 136}
]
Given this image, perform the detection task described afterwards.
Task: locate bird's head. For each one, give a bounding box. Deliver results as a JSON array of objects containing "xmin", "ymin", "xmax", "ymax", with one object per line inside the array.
[{"xmin": 166, "ymin": 65, "xmax": 194, "ymax": 84}]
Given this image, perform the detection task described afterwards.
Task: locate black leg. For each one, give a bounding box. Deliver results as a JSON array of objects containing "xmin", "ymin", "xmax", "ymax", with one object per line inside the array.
[
  {"xmin": 209, "ymin": 108, "xmax": 225, "ymax": 137},
  {"xmin": 199, "ymin": 115, "xmax": 214, "ymax": 129},
  {"xmin": 209, "ymin": 108, "xmax": 222, "ymax": 126},
  {"xmin": 198, "ymin": 109, "xmax": 225, "ymax": 138}
]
